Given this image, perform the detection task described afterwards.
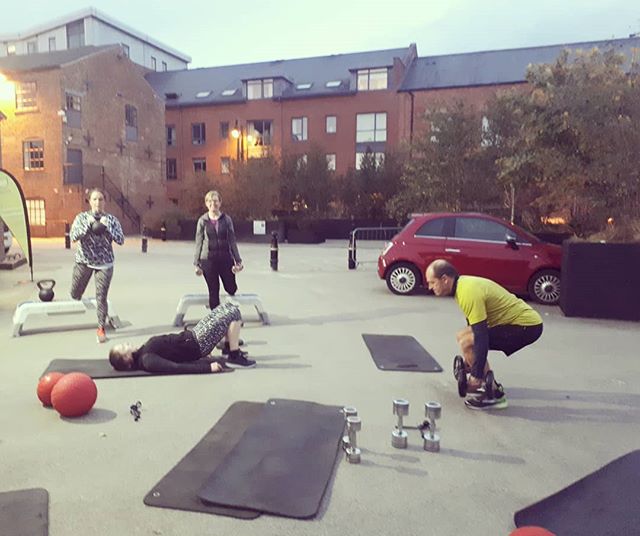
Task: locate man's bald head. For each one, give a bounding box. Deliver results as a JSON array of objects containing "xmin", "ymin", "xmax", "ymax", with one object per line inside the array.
[{"xmin": 425, "ymin": 259, "xmax": 459, "ymax": 296}]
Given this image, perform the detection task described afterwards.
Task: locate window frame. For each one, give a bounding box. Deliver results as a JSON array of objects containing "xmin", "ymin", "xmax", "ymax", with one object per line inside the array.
[
  {"xmin": 326, "ymin": 153, "xmax": 336, "ymax": 171},
  {"xmin": 15, "ymin": 82, "xmax": 38, "ymax": 111},
  {"xmin": 125, "ymin": 104, "xmax": 138, "ymax": 141},
  {"xmin": 356, "ymin": 112, "xmax": 387, "ymax": 143},
  {"xmin": 326, "ymin": 115, "xmax": 337, "ymax": 134},
  {"xmin": 247, "ymin": 78, "xmax": 274, "ymax": 100},
  {"xmin": 23, "ymin": 140, "xmax": 45, "ymax": 171},
  {"xmin": 357, "ymin": 68, "xmax": 388, "ymax": 91},
  {"xmin": 166, "ymin": 158, "xmax": 177, "ymax": 180},
  {"xmin": 193, "ymin": 158, "xmax": 207, "ymax": 173},
  {"xmin": 191, "ymin": 123, "xmax": 206, "ymax": 145},
  {"xmin": 166, "ymin": 125, "xmax": 176, "ymax": 147},
  {"xmin": 26, "ymin": 199, "xmax": 46, "ymax": 226},
  {"xmin": 221, "ymin": 157, "xmax": 231, "ymax": 175},
  {"xmin": 291, "ymin": 117, "xmax": 308, "ymax": 141}
]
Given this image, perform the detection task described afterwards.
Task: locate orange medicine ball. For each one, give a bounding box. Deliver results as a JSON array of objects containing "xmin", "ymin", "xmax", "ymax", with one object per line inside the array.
[
  {"xmin": 51, "ymin": 372, "xmax": 98, "ymax": 417},
  {"xmin": 37, "ymin": 372, "xmax": 65, "ymax": 407}
]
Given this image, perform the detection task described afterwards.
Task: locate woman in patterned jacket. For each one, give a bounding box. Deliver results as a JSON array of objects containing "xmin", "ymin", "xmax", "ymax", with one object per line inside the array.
[{"xmin": 70, "ymin": 188, "xmax": 124, "ymax": 343}]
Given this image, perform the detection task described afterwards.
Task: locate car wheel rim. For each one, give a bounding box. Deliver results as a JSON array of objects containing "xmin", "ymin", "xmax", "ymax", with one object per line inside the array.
[
  {"xmin": 534, "ymin": 274, "xmax": 560, "ymax": 304},
  {"xmin": 391, "ymin": 267, "xmax": 415, "ymax": 293}
]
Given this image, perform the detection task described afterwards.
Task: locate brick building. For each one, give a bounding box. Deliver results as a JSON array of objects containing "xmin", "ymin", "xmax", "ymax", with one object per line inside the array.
[{"xmin": 0, "ymin": 45, "xmax": 166, "ymax": 236}]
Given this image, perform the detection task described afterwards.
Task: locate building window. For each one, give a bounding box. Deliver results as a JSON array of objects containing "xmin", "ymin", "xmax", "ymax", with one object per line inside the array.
[
  {"xmin": 247, "ymin": 79, "xmax": 273, "ymax": 100},
  {"xmin": 192, "ymin": 123, "xmax": 206, "ymax": 145},
  {"xmin": 16, "ymin": 82, "xmax": 37, "ymax": 111},
  {"xmin": 65, "ymin": 93, "xmax": 82, "ymax": 128},
  {"xmin": 27, "ymin": 41, "xmax": 38, "ymax": 54},
  {"xmin": 166, "ymin": 125, "xmax": 176, "ymax": 146},
  {"xmin": 162, "ymin": 61, "xmax": 168, "ymax": 71},
  {"xmin": 355, "ymin": 151, "xmax": 385, "ymax": 170},
  {"xmin": 296, "ymin": 154, "xmax": 308, "ymax": 169},
  {"xmin": 48, "ymin": 37, "xmax": 56, "ymax": 52},
  {"xmin": 357, "ymin": 68, "xmax": 388, "ymax": 91},
  {"xmin": 151, "ymin": 57, "xmax": 157, "ymax": 71},
  {"xmin": 220, "ymin": 121, "xmax": 229, "ymax": 139},
  {"xmin": 66, "ymin": 20, "xmax": 85, "ymax": 49},
  {"xmin": 26, "ymin": 199, "xmax": 46, "ymax": 226},
  {"xmin": 7, "ymin": 44, "xmax": 16, "ymax": 55},
  {"xmin": 166, "ymin": 158, "xmax": 177, "ymax": 180},
  {"xmin": 356, "ymin": 112, "xmax": 387, "ymax": 143},
  {"xmin": 291, "ymin": 117, "xmax": 308, "ymax": 141},
  {"xmin": 193, "ymin": 158, "xmax": 206, "ymax": 172},
  {"xmin": 247, "ymin": 120, "xmax": 272, "ymax": 146},
  {"xmin": 64, "ymin": 148, "xmax": 83, "ymax": 184},
  {"xmin": 121, "ymin": 44, "xmax": 130, "ymax": 58},
  {"xmin": 326, "ymin": 154, "xmax": 336, "ymax": 171},
  {"xmin": 326, "ymin": 115, "xmax": 337, "ymax": 134},
  {"xmin": 23, "ymin": 140, "xmax": 44, "ymax": 170},
  {"xmin": 221, "ymin": 157, "xmax": 230, "ymax": 174},
  {"xmin": 125, "ymin": 105, "xmax": 138, "ymax": 141}
]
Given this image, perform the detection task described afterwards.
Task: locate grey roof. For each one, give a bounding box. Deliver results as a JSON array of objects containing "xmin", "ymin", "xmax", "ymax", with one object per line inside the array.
[
  {"xmin": 400, "ymin": 37, "xmax": 640, "ymax": 91},
  {"xmin": 0, "ymin": 45, "xmax": 117, "ymax": 74},
  {"xmin": 145, "ymin": 47, "xmax": 412, "ymax": 107}
]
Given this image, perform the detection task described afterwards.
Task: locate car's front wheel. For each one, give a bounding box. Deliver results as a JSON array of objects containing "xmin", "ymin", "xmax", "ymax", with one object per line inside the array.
[
  {"xmin": 385, "ymin": 263, "xmax": 421, "ymax": 295},
  {"xmin": 528, "ymin": 269, "xmax": 561, "ymax": 305}
]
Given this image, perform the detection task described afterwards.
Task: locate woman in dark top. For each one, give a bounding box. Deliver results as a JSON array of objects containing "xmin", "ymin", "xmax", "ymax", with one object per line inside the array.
[
  {"xmin": 194, "ymin": 190, "xmax": 243, "ymax": 310},
  {"xmin": 108, "ymin": 303, "xmax": 256, "ymax": 372}
]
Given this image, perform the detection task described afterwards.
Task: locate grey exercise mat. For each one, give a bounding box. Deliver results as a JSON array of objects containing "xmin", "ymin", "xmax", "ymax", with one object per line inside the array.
[
  {"xmin": 514, "ymin": 450, "xmax": 640, "ymax": 535},
  {"xmin": 41, "ymin": 358, "xmax": 233, "ymax": 379},
  {"xmin": 143, "ymin": 402, "xmax": 263, "ymax": 519},
  {"xmin": 362, "ymin": 334, "xmax": 442, "ymax": 372},
  {"xmin": 0, "ymin": 488, "xmax": 49, "ymax": 536},
  {"xmin": 198, "ymin": 399, "xmax": 344, "ymax": 518}
]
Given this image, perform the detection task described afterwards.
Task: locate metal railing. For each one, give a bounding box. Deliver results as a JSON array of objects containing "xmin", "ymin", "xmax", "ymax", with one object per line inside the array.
[{"xmin": 348, "ymin": 226, "xmax": 401, "ymax": 269}]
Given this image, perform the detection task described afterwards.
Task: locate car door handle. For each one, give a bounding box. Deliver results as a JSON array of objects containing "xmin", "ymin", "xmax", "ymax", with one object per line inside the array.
[{"xmin": 445, "ymin": 248, "xmax": 461, "ymax": 253}]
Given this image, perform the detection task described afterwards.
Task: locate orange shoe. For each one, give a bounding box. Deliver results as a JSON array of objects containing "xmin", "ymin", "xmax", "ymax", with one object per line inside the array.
[{"xmin": 96, "ymin": 327, "xmax": 107, "ymax": 343}]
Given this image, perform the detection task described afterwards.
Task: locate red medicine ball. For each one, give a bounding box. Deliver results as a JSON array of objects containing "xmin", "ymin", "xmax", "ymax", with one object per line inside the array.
[
  {"xmin": 51, "ymin": 372, "xmax": 98, "ymax": 417},
  {"xmin": 37, "ymin": 372, "xmax": 65, "ymax": 407},
  {"xmin": 510, "ymin": 528, "xmax": 556, "ymax": 536}
]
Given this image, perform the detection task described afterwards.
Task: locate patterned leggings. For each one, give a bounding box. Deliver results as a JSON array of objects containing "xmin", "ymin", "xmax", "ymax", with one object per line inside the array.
[
  {"xmin": 70, "ymin": 263, "xmax": 114, "ymax": 328},
  {"xmin": 192, "ymin": 302, "xmax": 241, "ymax": 356}
]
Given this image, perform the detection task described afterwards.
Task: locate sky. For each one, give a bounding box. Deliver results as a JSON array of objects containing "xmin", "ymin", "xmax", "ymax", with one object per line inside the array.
[{"xmin": 1, "ymin": 0, "xmax": 639, "ymax": 68}]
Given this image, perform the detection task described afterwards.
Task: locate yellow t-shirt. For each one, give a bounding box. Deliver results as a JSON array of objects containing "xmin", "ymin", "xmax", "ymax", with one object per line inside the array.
[{"xmin": 455, "ymin": 275, "xmax": 542, "ymax": 327}]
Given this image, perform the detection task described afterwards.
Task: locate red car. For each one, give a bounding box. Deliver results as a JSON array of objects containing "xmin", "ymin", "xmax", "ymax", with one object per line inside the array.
[{"xmin": 377, "ymin": 212, "xmax": 562, "ymax": 305}]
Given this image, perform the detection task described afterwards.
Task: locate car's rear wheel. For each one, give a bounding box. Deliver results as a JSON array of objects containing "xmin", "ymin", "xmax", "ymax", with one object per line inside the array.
[
  {"xmin": 528, "ymin": 269, "xmax": 561, "ymax": 305},
  {"xmin": 385, "ymin": 263, "xmax": 421, "ymax": 295}
]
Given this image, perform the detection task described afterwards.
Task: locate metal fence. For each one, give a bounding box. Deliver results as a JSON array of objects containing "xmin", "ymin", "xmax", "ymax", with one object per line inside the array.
[{"xmin": 348, "ymin": 226, "xmax": 401, "ymax": 269}]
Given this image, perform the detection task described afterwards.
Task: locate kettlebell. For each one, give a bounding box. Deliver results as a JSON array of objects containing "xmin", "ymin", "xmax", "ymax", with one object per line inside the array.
[
  {"xmin": 37, "ymin": 279, "xmax": 56, "ymax": 302},
  {"xmin": 91, "ymin": 214, "xmax": 107, "ymax": 235}
]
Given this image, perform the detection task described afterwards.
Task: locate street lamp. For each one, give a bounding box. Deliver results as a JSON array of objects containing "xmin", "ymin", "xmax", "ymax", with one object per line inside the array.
[{"xmin": 231, "ymin": 122, "xmax": 244, "ymax": 161}]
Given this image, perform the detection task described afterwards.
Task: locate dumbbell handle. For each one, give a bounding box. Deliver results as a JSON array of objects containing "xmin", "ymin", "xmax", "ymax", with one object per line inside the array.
[
  {"xmin": 348, "ymin": 427, "xmax": 358, "ymax": 449},
  {"xmin": 396, "ymin": 414, "xmax": 405, "ymax": 433}
]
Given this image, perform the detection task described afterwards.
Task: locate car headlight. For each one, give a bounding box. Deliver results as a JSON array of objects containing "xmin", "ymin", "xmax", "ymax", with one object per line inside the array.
[{"xmin": 381, "ymin": 241, "xmax": 393, "ymax": 256}]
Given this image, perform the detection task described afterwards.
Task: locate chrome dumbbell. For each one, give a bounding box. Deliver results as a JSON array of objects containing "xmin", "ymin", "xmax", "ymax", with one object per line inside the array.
[
  {"xmin": 342, "ymin": 406, "xmax": 358, "ymax": 450},
  {"xmin": 392, "ymin": 399, "xmax": 410, "ymax": 449},
  {"xmin": 422, "ymin": 401, "xmax": 441, "ymax": 452},
  {"xmin": 346, "ymin": 416, "xmax": 362, "ymax": 464}
]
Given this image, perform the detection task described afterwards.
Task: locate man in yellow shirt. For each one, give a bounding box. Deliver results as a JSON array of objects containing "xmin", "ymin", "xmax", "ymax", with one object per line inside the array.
[{"xmin": 425, "ymin": 259, "xmax": 543, "ymax": 410}]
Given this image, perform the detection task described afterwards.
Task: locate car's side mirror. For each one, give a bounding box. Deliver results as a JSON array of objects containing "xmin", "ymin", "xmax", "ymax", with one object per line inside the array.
[{"xmin": 506, "ymin": 233, "xmax": 518, "ymax": 249}]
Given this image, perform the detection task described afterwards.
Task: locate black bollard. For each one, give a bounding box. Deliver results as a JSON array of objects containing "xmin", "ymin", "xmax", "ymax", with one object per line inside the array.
[
  {"xmin": 141, "ymin": 226, "xmax": 148, "ymax": 254},
  {"xmin": 64, "ymin": 222, "xmax": 71, "ymax": 249},
  {"xmin": 270, "ymin": 231, "xmax": 279, "ymax": 271},
  {"xmin": 348, "ymin": 232, "xmax": 357, "ymax": 270},
  {"xmin": 160, "ymin": 221, "xmax": 167, "ymax": 242}
]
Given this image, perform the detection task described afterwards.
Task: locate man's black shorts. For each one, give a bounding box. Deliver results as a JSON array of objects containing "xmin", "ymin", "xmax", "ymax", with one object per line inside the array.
[{"xmin": 488, "ymin": 323, "xmax": 543, "ymax": 356}]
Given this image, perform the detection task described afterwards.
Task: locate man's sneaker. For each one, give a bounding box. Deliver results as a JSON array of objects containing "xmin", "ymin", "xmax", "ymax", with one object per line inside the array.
[
  {"xmin": 226, "ymin": 350, "xmax": 256, "ymax": 368},
  {"xmin": 464, "ymin": 391, "xmax": 508, "ymax": 410},
  {"xmin": 96, "ymin": 327, "xmax": 107, "ymax": 344}
]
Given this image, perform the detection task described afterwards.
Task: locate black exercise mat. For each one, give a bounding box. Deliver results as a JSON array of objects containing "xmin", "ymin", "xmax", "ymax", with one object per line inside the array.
[
  {"xmin": 198, "ymin": 399, "xmax": 344, "ymax": 519},
  {"xmin": 362, "ymin": 334, "xmax": 442, "ymax": 372},
  {"xmin": 41, "ymin": 358, "xmax": 233, "ymax": 379},
  {"xmin": 144, "ymin": 402, "xmax": 263, "ymax": 519},
  {"xmin": 0, "ymin": 488, "xmax": 49, "ymax": 536},
  {"xmin": 514, "ymin": 450, "xmax": 640, "ymax": 535}
]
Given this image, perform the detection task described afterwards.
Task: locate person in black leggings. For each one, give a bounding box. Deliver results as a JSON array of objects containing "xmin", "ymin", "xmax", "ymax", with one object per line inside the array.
[
  {"xmin": 194, "ymin": 190, "xmax": 243, "ymax": 310},
  {"xmin": 108, "ymin": 303, "xmax": 256, "ymax": 372}
]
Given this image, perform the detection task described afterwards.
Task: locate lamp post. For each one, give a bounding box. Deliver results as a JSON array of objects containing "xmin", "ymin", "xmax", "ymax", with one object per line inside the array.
[{"xmin": 231, "ymin": 122, "xmax": 244, "ymax": 161}]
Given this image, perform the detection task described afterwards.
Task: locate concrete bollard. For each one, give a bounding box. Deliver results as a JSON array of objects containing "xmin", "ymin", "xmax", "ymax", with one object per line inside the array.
[
  {"xmin": 270, "ymin": 231, "xmax": 279, "ymax": 271},
  {"xmin": 348, "ymin": 232, "xmax": 357, "ymax": 270},
  {"xmin": 141, "ymin": 226, "xmax": 148, "ymax": 254},
  {"xmin": 160, "ymin": 221, "xmax": 167, "ymax": 242}
]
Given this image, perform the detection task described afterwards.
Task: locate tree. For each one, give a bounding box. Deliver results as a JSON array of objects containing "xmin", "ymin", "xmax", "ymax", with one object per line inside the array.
[
  {"xmin": 279, "ymin": 145, "xmax": 332, "ymax": 215},
  {"xmin": 387, "ymin": 100, "xmax": 501, "ymax": 221},
  {"xmin": 226, "ymin": 157, "xmax": 281, "ymax": 220}
]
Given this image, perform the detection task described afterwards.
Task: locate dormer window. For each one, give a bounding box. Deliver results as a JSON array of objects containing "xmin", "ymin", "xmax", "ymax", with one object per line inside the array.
[
  {"xmin": 296, "ymin": 83, "xmax": 312, "ymax": 90},
  {"xmin": 247, "ymin": 79, "xmax": 273, "ymax": 100},
  {"xmin": 195, "ymin": 91, "xmax": 212, "ymax": 98},
  {"xmin": 221, "ymin": 89, "xmax": 237, "ymax": 96},
  {"xmin": 325, "ymin": 80, "xmax": 341, "ymax": 88},
  {"xmin": 357, "ymin": 68, "xmax": 388, "ymax": 91},
  {"xmin": 165, "ymin": 92, "xmax": 179, "ymax": 100}
]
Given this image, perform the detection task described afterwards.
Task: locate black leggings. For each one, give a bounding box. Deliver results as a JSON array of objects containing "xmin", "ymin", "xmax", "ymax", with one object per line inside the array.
[{"xmin": 201, "ymin": 256, "xmax": 237, "ymax": 309}]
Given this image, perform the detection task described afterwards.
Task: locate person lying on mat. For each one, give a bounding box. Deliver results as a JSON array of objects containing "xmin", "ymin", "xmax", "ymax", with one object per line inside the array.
[
  {"xmin": 425, "ymin": 259, "xmax": 543, "ymax": 411},
  {"xmin": 109, "ymin": 302, "xmax": 256, "ymax": 373}
]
